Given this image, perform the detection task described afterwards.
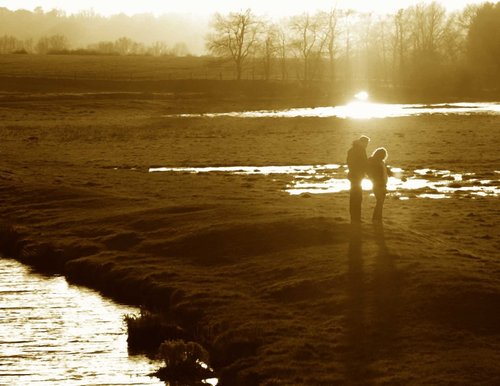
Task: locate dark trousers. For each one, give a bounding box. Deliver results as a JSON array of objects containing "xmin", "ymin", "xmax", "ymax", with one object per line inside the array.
[
  {"xmin": 349, "ymin": 180, "xmax": 363, "ymax": 223},
  {"xmin": 372, "ymin": 185, "xmax": 386, "ymax": 222}
]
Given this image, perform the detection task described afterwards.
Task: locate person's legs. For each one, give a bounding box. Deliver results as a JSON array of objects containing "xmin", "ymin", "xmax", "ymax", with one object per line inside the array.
[
  {"xmin": 372, "ymin": 186, "xmax": 386, "ymax": 222},
  {"xmin": 350, "ymin": 180, "xmax": 363, "ymax": 223}
]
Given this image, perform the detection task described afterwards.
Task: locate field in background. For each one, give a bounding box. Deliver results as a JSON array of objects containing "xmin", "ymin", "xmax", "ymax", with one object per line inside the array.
[
  {"xmin": 2, "ymin": 54, "xmax": 499, "ymax": 103},
  {"xmin": 0, "ymin": 54, "xmax": 341, "ymax": 105},
  {"xmin": 0, "ymin": 54, "xmax": 297, "ymax": 81}
]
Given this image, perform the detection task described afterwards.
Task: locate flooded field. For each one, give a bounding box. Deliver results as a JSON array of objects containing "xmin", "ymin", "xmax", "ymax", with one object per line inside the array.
[
  {"xmin": 171, "ymin": 101, "xmax": 500, "ymax": 119},
  {"xmin": 0, "ymin": 258, "xmax": 162, "ymax": 386},
  {"xmin": 149, "ymin": 165, "xmax": 500, "ymax": 199}
]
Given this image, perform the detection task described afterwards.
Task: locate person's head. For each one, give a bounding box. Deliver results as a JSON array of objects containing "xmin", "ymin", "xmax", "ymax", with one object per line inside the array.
[
  {"xmin": 355, "ymin": 135, "xmax": 370, "ymax": 149},
  {"xmin": 371, "ymin": 147, "xmax": 388, "ymax": 161}
]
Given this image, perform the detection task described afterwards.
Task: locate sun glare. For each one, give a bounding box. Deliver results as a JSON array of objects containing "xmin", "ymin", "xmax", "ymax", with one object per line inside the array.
[{"xmin": 354, "ymin": 91, "xmax": 369, "ymax": 101}]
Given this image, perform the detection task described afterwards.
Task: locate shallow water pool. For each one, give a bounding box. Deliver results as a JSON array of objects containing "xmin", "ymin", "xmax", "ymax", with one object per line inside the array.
[
  {"xmin": 167, "ymin": 102, "xmax": 500, "ymax": 119},
  {"xmin": 149, "ymin": 165, "xmax": 500, "ymax": 199}
]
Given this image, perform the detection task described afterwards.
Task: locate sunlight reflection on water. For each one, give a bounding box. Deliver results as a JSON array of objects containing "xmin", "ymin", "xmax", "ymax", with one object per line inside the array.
[
  {"xmin": 169, "ymin": 102, "xmax": 500, "ymax": 119},
  {"xmin": 149, "ymin": 164, "xmax": 341, "ymax": 175},
  {"xmin": 149, "ymin": 165, "xmax": 499, "ymax": 199},
  {"xmin": 0, "ymin": 259, "xmax": 163, "ymax": 385}
]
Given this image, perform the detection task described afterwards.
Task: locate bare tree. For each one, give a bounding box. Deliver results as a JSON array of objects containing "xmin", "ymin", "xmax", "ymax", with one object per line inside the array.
[
  {"xmin": 276, "ymin": 23, "xmax": 289, "ymax": 80},
  {"xmin": 402, "ymin": 2, "xmax": 452, "ymax": 90},
  {"xmin": 257, "ymin": 21, "xmax": 280, "ymax": 80},
  {"xmin": 150, "ymin": 41, "xmax": 168, "ymax": 56},
  {"xmin": 35, "ymin": 37, "xmax": 50, "ymax": 54},
  {"xmin": 340, "ymin": 9, "xmax": 356, "ymax": 84},
  {"xmin": 356, "ymin": 12, "xmax": 374, "ymax": 82},
  {"xmin": 23, "ymin": 38, "xmax": 34, "ymax": 53},
  {"xmin": 114, "ymin": 37, "xmax": 134, "ymax": 55},
  {"xmin": 318, "ymin": 8, "xmax": 340, "ymax": 83},
  {"xmin": 454, "ymin": 4, "xmax": 481, "ymax": 57},
  {"xmin": 92, "ymin": 41, "xmax": 116, "ymax": 55},
  {"xmin": 392, "ymin": 9, "xmax": 410, "ymax": 85},
  {"xmin": 375, "ymin": 16, "xmax": 392, "ymax": 84},
  {"xmin": 356, "ymin": 14, "xmax": 392, "ymax": 85},
  {"xmin": 289, "ymin": 12, "xmax": 325, "ymax": 82},
  {"xmin": 206, "ymin": 9, "xmax": 261, "ymax": 80},
  {"xmin": 35, "ymin": 34, "xmax": 69, "ymax": 54},
  {"xmin": 409, "ymin": 1, "xmax": 447, "ymax": 55},
  {"xmin": 0, "ymin": 35, "xmax": 21, "ymax": 54},
  {"xmin": 441, "ymin": 11, "xmax": 463, "ymax": 63},
  {"xmin": 170, "ymin": 42, "xmax": 190, "ymax": 57},
  {"xmin": 49, "ymin": 35, "xmax": 69, "ymax": 52}
]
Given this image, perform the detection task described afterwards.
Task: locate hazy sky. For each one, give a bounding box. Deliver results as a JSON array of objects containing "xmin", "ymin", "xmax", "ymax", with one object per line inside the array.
[{"xmin": 0, "ymin": 0, "xmax": 488, "ymax": 16}]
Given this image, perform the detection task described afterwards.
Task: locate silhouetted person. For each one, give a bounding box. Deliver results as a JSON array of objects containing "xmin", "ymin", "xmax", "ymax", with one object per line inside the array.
[
  {"xmin": 347, "ymin": 136, "xmax": 370, "ymax": 224},
  {"xmin": 367, "ymin": 147, "xmax": 390, "ymax": 223}
]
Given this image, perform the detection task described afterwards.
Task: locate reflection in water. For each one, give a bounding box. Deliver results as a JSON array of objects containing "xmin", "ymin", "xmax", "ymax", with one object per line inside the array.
[
  {"xmin": 169, "ymin": 102, "xmax": 500, "ymax": 119},
  {"xmin": 0, "ymin": 259, "xmax": 162, "ymax": 385},
  {"xmin": 149, "ymin": 164, "xmax": 499, "ymax": 200}
]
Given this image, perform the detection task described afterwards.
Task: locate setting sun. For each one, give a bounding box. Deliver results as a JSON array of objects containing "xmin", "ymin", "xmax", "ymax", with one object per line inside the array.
[{"xmin": 354, "ymin": 91, "xmax": 369, "ymax": 101}]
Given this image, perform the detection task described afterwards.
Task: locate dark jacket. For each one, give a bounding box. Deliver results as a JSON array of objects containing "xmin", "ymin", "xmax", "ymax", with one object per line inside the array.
[{"xmin": 347, "ymin": 140, "xmax": 368, "ymax": 181}]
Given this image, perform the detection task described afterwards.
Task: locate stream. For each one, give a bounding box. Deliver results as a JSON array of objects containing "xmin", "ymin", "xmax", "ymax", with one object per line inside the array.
[{"xmin": 0, "ymin": 258, "xmax": 163, "ymax": 386}]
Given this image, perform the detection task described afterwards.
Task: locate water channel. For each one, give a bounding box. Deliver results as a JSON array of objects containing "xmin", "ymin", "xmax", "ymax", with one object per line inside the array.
[
  {"xmin": 170, "ymin": 101, "xmax": 500, "ymax": 119},
  {"xmin": 0, "ymin": 258, "xmax": 163, "ymax": 386}
]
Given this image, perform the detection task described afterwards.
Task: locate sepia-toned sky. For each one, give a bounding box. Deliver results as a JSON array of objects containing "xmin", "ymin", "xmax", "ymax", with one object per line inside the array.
[{"xmin": 0, "ymin": 0, "xmax": 489, "ymax": 16}]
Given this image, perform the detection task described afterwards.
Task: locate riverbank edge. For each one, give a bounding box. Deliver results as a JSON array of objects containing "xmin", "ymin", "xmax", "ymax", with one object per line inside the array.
[{"xmin": 0, "ymin": 222, "xmax": 234, "ymax": 384}]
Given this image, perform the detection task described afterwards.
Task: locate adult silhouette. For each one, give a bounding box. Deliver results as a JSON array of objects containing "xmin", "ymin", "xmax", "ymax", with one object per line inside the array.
[{"xmin": 347, "ymin": 136, "xmax": 370, "ymax": 224}]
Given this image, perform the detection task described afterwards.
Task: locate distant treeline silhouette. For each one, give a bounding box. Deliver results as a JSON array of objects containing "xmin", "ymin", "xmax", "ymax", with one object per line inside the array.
[
  {"xmin": 0, "ymin": 2, "xmax": 499, "ymax": 93},
  {"xmin": 0, "ymin": 7, "xmax": 203, "ymax": 55},
  {"xmin": 0, "ymin": 35, "xmax": 190, "ymax": 57}
]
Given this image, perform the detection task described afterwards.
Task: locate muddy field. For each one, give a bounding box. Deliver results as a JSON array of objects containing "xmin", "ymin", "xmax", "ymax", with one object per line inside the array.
[{"xmin": 0, "ymin": 90, "xmax": 499, "ymax": 385}]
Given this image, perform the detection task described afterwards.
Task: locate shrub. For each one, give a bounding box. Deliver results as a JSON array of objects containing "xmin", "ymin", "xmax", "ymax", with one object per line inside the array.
[
  {"xmin": 156, "ymin": 339, "xmax": 214, "ymax": 383},
  {"xmin": 159, "ymin": 339, "xmax": 210, "ymax": 369},
  {"xmin": 125, "ymin": 308, "xmax": 185, "ymax": 354}
]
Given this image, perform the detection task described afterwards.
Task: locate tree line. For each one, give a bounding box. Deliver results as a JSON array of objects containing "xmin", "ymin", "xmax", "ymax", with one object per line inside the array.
[
  {"xmin": 0, "ymin": 3, "xmax": 499, "ymax": 93},
  {"xmin": 0, "ymin": 34, "xmax": 189, "ymax": 56},
  {"xmin": 206, "ymin": 2, "xmax": 500, "ymax": 93},
  {"xmin": 0, "ymin": 6, "xmax": 203, "ymax": 55}
]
